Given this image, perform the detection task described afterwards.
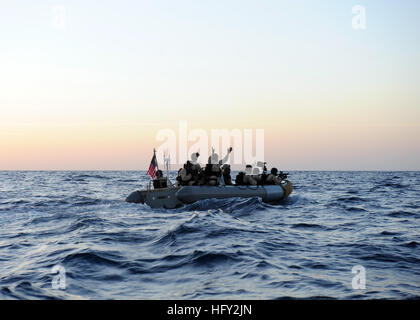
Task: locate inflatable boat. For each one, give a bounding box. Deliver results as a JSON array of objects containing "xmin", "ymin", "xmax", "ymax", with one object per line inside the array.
[{"xmin": 126, "ymin": 180, "xmax": 293, "ymax": 209}]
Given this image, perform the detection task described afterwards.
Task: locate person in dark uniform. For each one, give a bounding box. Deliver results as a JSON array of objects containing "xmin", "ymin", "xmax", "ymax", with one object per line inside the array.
[
  {"xmin": 153, "ymin": 170, "xmax": 168, "ymax": 189},
  {"xmin": 204, "ymin": 147, "xmax": 232, "ymax": 186},
  {"xmin": 243, "ymin": 165, "xmax": 257, "ymax": 185},
  {"xmin": 222, "ymin": 164, "xmax": 232, "ymax": 185},
  {"xmin": 266, "ymin": 168, "xmax": 280, "ymax": 185}
]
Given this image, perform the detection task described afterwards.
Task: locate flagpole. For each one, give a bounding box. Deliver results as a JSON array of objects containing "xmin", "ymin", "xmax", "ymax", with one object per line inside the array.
[
  {"xmin": 153, "ymin": 148, "xmax": 159, "ymax": 171},
  {"xmin": 166, "ymin": 154, "xmax": 170, "ymax": 184}
]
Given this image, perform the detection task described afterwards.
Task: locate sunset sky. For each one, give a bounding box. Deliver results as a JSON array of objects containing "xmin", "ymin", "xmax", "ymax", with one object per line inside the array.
[{"xmin": 1, "ymin": 0, "xmax": 419, "ymax": 170}]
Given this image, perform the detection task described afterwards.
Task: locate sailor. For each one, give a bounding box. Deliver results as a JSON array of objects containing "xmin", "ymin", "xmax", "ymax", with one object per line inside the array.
[
  {"xmin": 205, "ymin": 147, "xmax": 232, "ymax": 186},
  {"xmin": 234, "ymin": 171, "xmax": 245, "ymax": 185},
  {"xmin": 243, "ymin": 165, "xmax": 258, "ymax": 185},
  {"xmin": 266, "ymin": 168, "xmax": 280, "ymax": 185},
  {"xmin": 222, "ymin": 164, "xmax": 232, "ymax": 185},
  {"xmin": 190, "ymin": 152, "xmax": 203, "ymax": 185},
  {"xmin": 190, "ymin": 152, "xmax": 201, "ymax": 168},
  {"xmin": 175, "ymin": 168, "xmax": 182, "ymax": 185},
  {"xmin": 153, "ymin": 170, "xmax": 168, "ymax": 189},
  {"xmin": 178, "ymin": 161, "xmax": 194, "ymax": 186},
  {"xmin": 207, "ymin": 147, "xmax": 232, "ymax": 166},
  {"xmin": 259, "ymin": 162, "xmax": 268, "ymax": 184},
  {"xmin": 255, "ymin": 161, "xmax": 267, "ymax": 173},
  {"xmin": 252, "ymin": 167, "xmax": 262, "ymax": 184}
]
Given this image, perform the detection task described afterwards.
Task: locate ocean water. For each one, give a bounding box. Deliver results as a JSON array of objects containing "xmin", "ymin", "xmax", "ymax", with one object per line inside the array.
[{"xmin": 0, "ymin": 171, "xmax": 419, "ymax": 300}]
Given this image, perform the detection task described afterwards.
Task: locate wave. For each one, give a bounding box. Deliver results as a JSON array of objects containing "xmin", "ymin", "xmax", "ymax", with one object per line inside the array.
[
  {"xmin": 387, "ymin": 210, "xmax": 417, "ymax": 218},
  {"xmin": 68, "ymin": 174, "xmax": 111, "ymax": 180},
  {"xmin": 291, "ymin": 223, "xmax": 328, "ymax": 230},
  {"xmin": 1, "ymin": 171, "xmax": 420, "ymax": 299},
  {"xmin": 179, "ymin": 197, "xmax": 268, "ymax": 214},
  {"xmin": 62, "ymin": 249, "xmax": 125, "ymax": 268},
  {"xmin": 402, "ymin": 241, "xmax": 419, "ymax": 248},
  {"xmin": 336, "ymin": 196, "xmax": 367, "ymax": 203},
  {"xmin": 190, "ymin": 250, "xmax": 240, "ymax": 265}
]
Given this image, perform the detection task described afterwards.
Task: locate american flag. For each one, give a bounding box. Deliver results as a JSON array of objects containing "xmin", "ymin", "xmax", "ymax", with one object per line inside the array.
[{"xmin": 147, "ymin": 152, "xmax": 158, "ymax": 179}]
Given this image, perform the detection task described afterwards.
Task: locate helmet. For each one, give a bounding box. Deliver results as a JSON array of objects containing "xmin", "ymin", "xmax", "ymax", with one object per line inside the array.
[
  {"xmin": 191, "ymin": 152, "xmax": 200, "ymax": 162},
  {"xmin": 211, "ymin": 153, "xmax": 219, "ymax": 164},
  {"xmin": 245, "ymin": 165, "xmax": 252, "ymax": 175}
]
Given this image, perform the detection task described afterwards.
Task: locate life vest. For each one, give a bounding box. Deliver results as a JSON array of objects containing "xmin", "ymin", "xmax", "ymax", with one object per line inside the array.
[
  {"xmin": 153, "ymin": 178, "xmax": 168, "ymax": 189},
  {"xmin": 190, "ymin": 163, "xmax": 200, "ymax": 176},
  {"xmin": 222, "ymin": 165, "xmax": 232, "ymax": 185},
  {"xmin": 266, "ymin": 174, "xmax": 276, "ymax": 185},
  {"xmin": 176, "ymin": 168, "xmax": 183, "ymax": 183},
  {"xmin": 205, "ymin": 164, "xmax": 221, "ymax": 176},
  {"xmin": 243, "ymin": 174, "xmax": 258, "ymax": 185},
  {"xmin": 235, "ymin": 172, "xmax": 245, "ymax": 185},
  {"xmin": 259, "ymin": 173, "xmax": 268, "ymax": 185},
  {"xmin": 202, "ymin": 164, "xmax": 220, "ymax": 185}
]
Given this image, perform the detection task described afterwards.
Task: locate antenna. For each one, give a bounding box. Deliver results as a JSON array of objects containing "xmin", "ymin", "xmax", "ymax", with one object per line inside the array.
[{"xmin": 163, "ymin": 150, "xmax": 171, "ymax": 185}]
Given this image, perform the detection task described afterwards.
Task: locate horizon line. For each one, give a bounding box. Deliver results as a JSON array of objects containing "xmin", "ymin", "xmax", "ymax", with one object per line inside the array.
[{"xmin": 1, "ymin": 169, "xmax": 419, "ymax": 172}]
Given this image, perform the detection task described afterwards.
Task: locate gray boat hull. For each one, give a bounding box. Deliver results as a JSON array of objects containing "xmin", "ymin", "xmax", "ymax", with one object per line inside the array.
[{"xmin": 126, "ymin": 181, "xmax": 293, "ymax": 209}]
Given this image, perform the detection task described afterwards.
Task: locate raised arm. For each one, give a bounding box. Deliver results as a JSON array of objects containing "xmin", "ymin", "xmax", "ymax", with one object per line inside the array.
[{"xmin": 220, "ymin": 147, "xmax": 232, "ymax": 165}]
